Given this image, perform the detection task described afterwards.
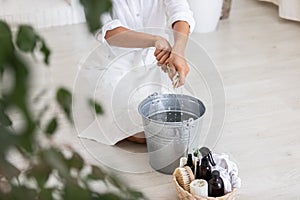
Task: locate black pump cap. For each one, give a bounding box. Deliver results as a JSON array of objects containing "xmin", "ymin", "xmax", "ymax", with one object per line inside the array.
[
  {"xmin": 211, "ymin": 170, "xmax": 220, "ymax": 178},
  {"xmin": 199, "ymin": 147, "xmax": 216, "ymax": 166}
]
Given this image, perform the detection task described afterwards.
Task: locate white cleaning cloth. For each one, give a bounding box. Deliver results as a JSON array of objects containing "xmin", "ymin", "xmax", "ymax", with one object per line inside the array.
[{"xmin": 211, "ymin": 153, "xmax": 242, "ymax": 193}]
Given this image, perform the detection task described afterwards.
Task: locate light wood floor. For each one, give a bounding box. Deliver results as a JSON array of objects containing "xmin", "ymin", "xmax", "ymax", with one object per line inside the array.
[{"xmin": 27, "ymin": 0, "xmax": 300, "ymax": 199}]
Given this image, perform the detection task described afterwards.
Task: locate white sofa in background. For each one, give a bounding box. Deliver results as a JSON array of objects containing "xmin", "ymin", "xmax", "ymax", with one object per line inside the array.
[
  {"xmin": 0, "ymin": 0, "xmax": 86, "ymax": 29},
  {"xmin": 259, "ymin": 0, "xmax": 300, "ymax": 22}
]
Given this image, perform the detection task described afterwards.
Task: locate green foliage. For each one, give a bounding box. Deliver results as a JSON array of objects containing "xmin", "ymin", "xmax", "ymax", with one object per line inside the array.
[
  {"xmin": 0, "ymin": 98, "xmax": 12, "ymax": 126},
  {"xmin": 45, "ymin": 117, "xmax": 58, "ymax": 135},
  {"xmin": 16, "ymin": 25, "xmax": 37, "ymax": 52},
  {"xmin": 0, "ymin": 159, "xmax": 20, "ymax": 179},
  {"xmin": 16, "ymin": 25, "xmax": 51, "ymax": 64},
  {"xmin": 79, "ymin": 0, "xmax": 112, "ymax": 33},
  {"xmin": 0, "ymin": 1, "xmax": 146, "ymax": 199},
  {"xmin": 88, "ymin": 165, "xmax": 106, "ymax": 180},
  {"xmin": 0, "ymin": 112, "xmax": 12, "ymax": 126},
  {"xmin": 27, "ymin": 161, "xmax": 52, "ymax": 187},
  {"xmin": 193, "ymin": 148, "xmax": 200, "ymax": 157},
  {"xmin": 0, "ymin": 22, "xmax": 13, "ymax": 77},
  {"xmin": 56, "ymin": 88, "xmax": 72, "ymax": 122},
  {"xmin": 89, "ymin": 98, "xmax": 104, "ymax": 114},
  {"xmin": 66, "ymin": 152, "xmax": 84, "ymax": 170}
]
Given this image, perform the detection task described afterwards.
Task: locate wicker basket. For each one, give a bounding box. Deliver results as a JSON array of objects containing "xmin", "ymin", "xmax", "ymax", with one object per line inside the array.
[{"xmin": 173, "ymin": 173, "xmax": 237, "ymax": 200}]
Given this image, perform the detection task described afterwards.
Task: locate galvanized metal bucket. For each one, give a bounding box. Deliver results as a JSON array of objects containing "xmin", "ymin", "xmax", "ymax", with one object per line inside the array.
[{"xmin": 138, "ymin": 93, "xmax": 206, "ymax": 174}]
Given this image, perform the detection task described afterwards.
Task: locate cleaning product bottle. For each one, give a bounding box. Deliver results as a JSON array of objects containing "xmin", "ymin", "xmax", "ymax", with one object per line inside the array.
[
  {"xmin": 199, "ymin": 147, "xmax": 216, "ymax": 182},
  {"xmin": 194, "ymin": 158, "xmax": 201, "ymax": 179},
  {"xmin": 185, "ymin": 153, "xmax": 195, "ymax": 173},
  {"xmin": 208, "ymin": 170, "xmax": 225, "ymax": 197},
  {"xmin": 179, "ymin": 157, "xmax": 187, "ymax": 167}
]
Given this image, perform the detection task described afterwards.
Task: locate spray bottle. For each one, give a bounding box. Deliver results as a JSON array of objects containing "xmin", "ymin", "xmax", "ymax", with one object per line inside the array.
[{"xmin": 198, "ymin": 147, "xmax": 216, "ymax": 182}]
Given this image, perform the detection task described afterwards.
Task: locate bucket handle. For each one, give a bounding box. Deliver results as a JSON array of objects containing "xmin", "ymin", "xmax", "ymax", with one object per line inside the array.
[
  {"xmin": 183, "ymin": 118, "xmax": 194, "ymax": 155},
  {"xmin": 148, "ymin": 92, "xmax": 159, "ymax": 99}
]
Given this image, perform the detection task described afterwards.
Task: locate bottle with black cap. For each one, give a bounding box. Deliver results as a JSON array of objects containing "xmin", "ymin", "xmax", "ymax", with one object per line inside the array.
[
  {"xmin": 199, "ymin": 147, "xmax": 216, "ymax": 182},
  {"xmin": 185, "ymin": 153, "xmax": 195, "ymax": 173},
  {"xmin": 208, "ymin": 170, "xmax": 225, "ymax": 197},
  {"xmin": 194, "ymin": 158, "xmax": 201, "ymax": 179}
]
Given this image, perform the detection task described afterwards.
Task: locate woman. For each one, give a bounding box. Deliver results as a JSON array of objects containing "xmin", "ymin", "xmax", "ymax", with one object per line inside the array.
[{"xmin": 79, "ymin": 0, "xmax": 195, "ymax": 145}]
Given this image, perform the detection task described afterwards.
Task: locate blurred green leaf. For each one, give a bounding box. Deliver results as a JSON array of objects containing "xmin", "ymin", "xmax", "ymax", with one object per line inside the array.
[
  {"xmin": 56, "ymin": 88, "xmax": 72, "ymax": 122},
  {"xmin": 0, "ymin": 159, "xmax": 20, "ymax": 179},
  {"xmin": 67, "ymin": 152, "xmax": 84, "ymax": 170},
  {"xmin": 27, "ymin": 162, "xmax": 52, "ymax": 188},
  {"xmin": 0, "ymin": 66, "xmax": 3, "ymax": 77},
  {"xmin": 88, "ymin": 99, "xmax": 104, "ymax": 115},
  {"xmin": 45, "ymin": 117, "xmax": 58, "ymax": 135},
  {"xmin": 0, "ymin": 98, "xmax": 5, "ymax": 110},
  {"xmin": 106, "ymin": 174, "xmax": 126, "ymax": 191},
  {"xmin": 0, "ymin": 125, "xmax": 16, "ymax": 154},
  {"xmin": 16, "ymin": 25, "xmax": 37, "ymax": 52},
  {"xmin": 88, "ymin": 165, "xmax": 105, "ymax": 180},
  {"xmin": 38, "ymin": 188, "xmax": 53, "ymax": 200},
  {"xmin": 16, "ymin": 25, "xmax": 50, "ymax": 65},
  {"xmin": 0, "ymin": 111, "xmax": 12, "ymax": 127},
  {"xmin": 9, "ymin": 55, "xmax": 29, "ymax": 109},
  {"xmin": 0, "ymin": 20, "xmax": 14, "ymax": 67},
  {"xmin": 11, "ymin": 185, "xmax": 37, "ymax": 200},
  {"xmin": 0, "ymin": 191, "xmax": 11, "ymax": 200},
  {"xmin": 42, "ymin": 148, "xmax": 70, "ymax": 178},
  {"xmin": 19, "ymin": 135, "xmax": 35, "ymax": 154},
  {"xmin": 40, "ymin": 40, "xmax": 51, "ymax": 65},
  {"xmin": 79, "ymin": 0, "xmax": 112, "ymax": 33},
  {"xmin": 63, "ymin": 183, "xmax": 90, "ymax": 200},
  {"xmin": 98, "ymin": 193, "xmax": 121, "ymax": 200}
]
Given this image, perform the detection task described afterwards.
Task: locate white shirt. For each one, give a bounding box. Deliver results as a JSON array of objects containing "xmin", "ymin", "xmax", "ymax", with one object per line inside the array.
[
  {"xmin": 79, "ymin": 0, "xmax": 195, "ymax": 145},
  {"xmin": 100, "ymin": 0, "xmax": 195, "ymax": 42}
]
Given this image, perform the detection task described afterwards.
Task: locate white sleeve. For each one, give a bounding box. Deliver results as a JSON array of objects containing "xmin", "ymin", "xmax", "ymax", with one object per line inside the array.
[
  {"xmin": 100, "ymin": 12, "xmax": 124, "ymax": 43},
  {"xmin": 164, "ymin": 0, "xmax": 195, "ymax": 33}
]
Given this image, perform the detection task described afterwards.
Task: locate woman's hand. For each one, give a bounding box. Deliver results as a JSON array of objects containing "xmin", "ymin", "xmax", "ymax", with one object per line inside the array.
[
  {"xmin": 153, "ymin": 35, "xmax": 190, "ymax": 88},
  {"xmin": 167, "ymin": 51, "xmax": 190, "ymax": 87},
  {"xmin": 153, "ymin": 36, "xmax": 172, "ymax": 66}
]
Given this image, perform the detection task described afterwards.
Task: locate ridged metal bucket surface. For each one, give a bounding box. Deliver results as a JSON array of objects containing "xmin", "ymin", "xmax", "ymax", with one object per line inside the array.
[{"xmin": 138, "ymin": 93, "xmax": 205, "ymax": 174}]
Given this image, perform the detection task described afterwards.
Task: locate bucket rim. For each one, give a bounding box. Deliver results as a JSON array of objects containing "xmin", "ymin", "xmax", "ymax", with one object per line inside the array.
[{"xmin": 138, "ymin": 93, "xmax": 206, "ymax": 126}]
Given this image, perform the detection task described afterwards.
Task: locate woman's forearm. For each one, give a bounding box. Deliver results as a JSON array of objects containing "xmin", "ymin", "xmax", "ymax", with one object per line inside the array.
[
  {"xmin": 172, "ymin": 21, "xmax": 190, "ymax": 54},
  {"xmin": 104, "ymin": 26, "xmax": 158, "ymax": 48},
  {"xmin": 167, "ymin": 21, "xmax": 191, "ymax": 87}
]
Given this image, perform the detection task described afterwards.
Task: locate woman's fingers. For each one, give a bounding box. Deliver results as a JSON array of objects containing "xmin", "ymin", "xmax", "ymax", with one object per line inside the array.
[
  {"xmin": 153, "ymin": 36, "xmax": 172, "ymax": 66},
  {"xmin": 158, "ymin": 52, "xmax": 170, "ymax": 65},
  {"xmin": 154, "ymin": 48, "xmax": 162, "ymax": 57},
  {"xmin": 156, "ymin": 50, "xmax": 166, "ymax": 60}
]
